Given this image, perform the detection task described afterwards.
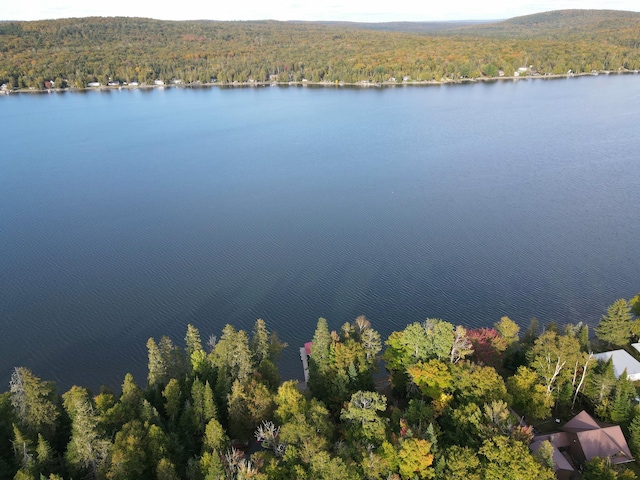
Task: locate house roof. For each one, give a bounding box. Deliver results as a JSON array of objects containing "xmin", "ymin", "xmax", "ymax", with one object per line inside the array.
[
  {"xmin": 561, "ymin": 410, "xmax": 602, "ymax": 432},
  {"xmin": 534, "ymin": 432, "xmax": 572, "ymax": 447},
  {"xmin": 593, "ymin": 349, "xmax": 640, "ymax": 379},
  {"xmin": 531, "ymin": 436, "xmax": 574, "ymax": 472},
  {"xmin": 576, "ymin": 426, "xmax": 634, "ymax": 464},
  {"xmin": 559, "ymin": 411, "xmax": 634, "ymax": 464},
  {"xmin": 536, "ymin": 410, "xmax": 635, "ymax": 471}
]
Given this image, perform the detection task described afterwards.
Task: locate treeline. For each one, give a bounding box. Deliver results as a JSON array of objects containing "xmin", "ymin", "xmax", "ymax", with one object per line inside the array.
[
  {"xmin": 1, "ymin": 10, "xmax": 640, "ymax": 90},
  {"xmin": 3, "ymin": 295, "xmax": 640, "ymax": 479}
]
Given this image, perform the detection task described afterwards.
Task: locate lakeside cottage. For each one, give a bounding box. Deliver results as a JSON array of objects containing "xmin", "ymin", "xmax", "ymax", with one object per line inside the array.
[
  {"xmin": 531, "ymin": 411, "xmax": 634, "ymax": 479},
  {"xmin": 593, "ymin": 349, "xmax": 640, "ymax": 381}
]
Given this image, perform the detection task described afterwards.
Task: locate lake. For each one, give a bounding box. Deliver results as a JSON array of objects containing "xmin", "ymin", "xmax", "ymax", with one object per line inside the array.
[{"xmin": 2, "ymin": 75, "xmax": 640, "ymax": 392}]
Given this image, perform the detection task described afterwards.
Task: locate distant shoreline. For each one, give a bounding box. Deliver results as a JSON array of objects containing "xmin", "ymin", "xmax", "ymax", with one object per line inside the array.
[{"xmin": 2, "ymin": 69, "xmax": 638, "ymax": 95}]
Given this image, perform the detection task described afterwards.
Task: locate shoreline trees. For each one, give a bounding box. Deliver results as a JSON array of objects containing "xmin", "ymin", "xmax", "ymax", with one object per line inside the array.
[
  {"xmin": 1, "ymin": 293, "xmax": 640, "ymax": 478},
  {"xmin": 2, "ymin": 10, "xmax": 640, "ymax": 90}
]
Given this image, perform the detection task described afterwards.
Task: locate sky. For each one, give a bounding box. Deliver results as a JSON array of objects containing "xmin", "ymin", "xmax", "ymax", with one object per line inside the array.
[{"xmin": 2, "ymin": 0, "xmax": 638, "ymax": 23}]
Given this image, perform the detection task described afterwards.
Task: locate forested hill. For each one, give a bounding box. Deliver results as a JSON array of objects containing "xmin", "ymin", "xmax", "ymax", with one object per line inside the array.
[
  {"xmin": 1, "ymin": 9, "xmax": 639, "ymax": 90},
  {"xmin": 450, "ymin": 9, "xmax": 640, "ymax": 42}
]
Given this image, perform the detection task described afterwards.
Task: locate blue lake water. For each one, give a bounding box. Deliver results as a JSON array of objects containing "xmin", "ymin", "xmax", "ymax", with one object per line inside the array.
[{"xmin": 2, "ymin": 76, "xmax": 640, "ymax": 392}]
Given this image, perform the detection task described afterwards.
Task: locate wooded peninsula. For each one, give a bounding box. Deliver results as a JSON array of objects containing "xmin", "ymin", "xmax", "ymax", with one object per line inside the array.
[
  {"xmin": 1, "ymin": 9, "xmax": 640, "ymax": 91},
  {"xmin": 3, "ymin": 294, "xmax": 640, "ymax": 479}
]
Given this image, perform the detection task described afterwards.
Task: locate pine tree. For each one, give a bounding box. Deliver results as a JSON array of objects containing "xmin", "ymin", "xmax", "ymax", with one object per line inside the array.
[
  {"xmin": 35, "ymin": 434, "xmax": 53, "ymax": 471},
  {"xmin": 120, "ymin": 373, "xmax": 143, "ymax": 422},
  {"xmin": 11, "ymin": 424, "xmax": 34, "ymax": 472},
  {"xmin": 310, "ymin": 318, "xmax": 332, "ymax": 373},
  {"xmin": 156, "ymin": 458, "xmax": 180, "ymax": 480},
  {"xmin": 250, "ymin": 318, "xmax": 270, "ymax": 365},
  {"xmin": 162, "ymin": 379, "xmax": 182, "ymax": 423},
  {"xmin": 158, "ymin": 336, "xmax": 185, "ymax": 381},
  {"xmin": 595, "ymin": 299, "xmax": 633, "ymax": 347},
  {"xmin": 191, "ymin": 379, "xmax": 217, "ymax": 434},
  {"xmin": 609, "ymin": 371, "xmax": 635, "ymax": 424},
  {"xmin": 147, "ymin": 338, "xmax": 167, "ymax": 387},
  {"xmin": 631, "ymin": 293, "xmax": 640, "ymax": 317},
  {"xmin": 185, "ymin": 324, "xmax": 203, "ymax": 360},
  {"xmin": 9, "ymin": 367, "xmax": 58, "ymax": 439},
  {"xmin": 308, "ymin": 318, "xmax": 333, "ymax": 399},
  {"xmin": 628, "ymin": 407, "xmax": 640, "ymax": 457},
  {"xmin": 522, "ymin": 317, "xmax": 540, "ymax": 345},
  {"xmin": 185, "ymin": 324, "xmax": 205, "ymax": 374},
  {"xmin": 106, "ymin": 420, "xmax": 148, "ymax": 480},
  {"xmin": 63, "ymin": 386, "xmax": 109, "ymax": 479},
  {"xmin": 211, "ymin": 325, "xmax": 254, "ymax": 406}
]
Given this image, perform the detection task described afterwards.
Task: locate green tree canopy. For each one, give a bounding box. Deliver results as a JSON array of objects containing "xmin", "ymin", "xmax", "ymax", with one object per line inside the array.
[{"xmin": 596, "ymin": 299, "xmax": 633, "ymax": 347}]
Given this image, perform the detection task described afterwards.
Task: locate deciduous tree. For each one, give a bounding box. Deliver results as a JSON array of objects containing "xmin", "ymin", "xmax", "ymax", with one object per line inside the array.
[
  {"xmin": 340, "ymin": 391, "xmax": 388, "ymax": 446},
  {"xmin": 397, "ymin": 438, "xmax": 434, "ymax": 479}
]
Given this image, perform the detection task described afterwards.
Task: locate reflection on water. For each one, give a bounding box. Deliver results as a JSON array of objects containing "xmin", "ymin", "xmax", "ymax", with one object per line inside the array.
[{"xmin": 1, "ymin": 75, "xmax": 640, "ymax": 391}]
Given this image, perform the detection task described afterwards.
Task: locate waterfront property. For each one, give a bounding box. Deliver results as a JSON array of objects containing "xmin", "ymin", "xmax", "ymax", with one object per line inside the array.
[
  {"xmin": 531, "ymin": 410, "xmax": 634, "ymax": 479},
  {"xmin": 593, "ymin": 350, "xmax": 640, "ymax": 381}
]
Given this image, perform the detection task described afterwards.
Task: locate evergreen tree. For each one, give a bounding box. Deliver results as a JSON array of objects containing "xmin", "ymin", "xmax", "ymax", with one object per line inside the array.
[
  {"xmin": 120, "ymin": 373, "xmax": 143, "ymax": 423},
  {"xmin": 210, "ymin": 325, "xmax": 254, "ymax": 406},
  {"xmin": 190, "ymin": 378, "xmax": 217, "ymax": 434},
  {"xmin": 582, "ymin": 458, "xmax": 618, "ymax": 480},
  {"xmin": 105, "ymin": 420, "xmax": 148, "ymax": 480},
  {"xmin": 158, "ymin": 336, "xmax": 185, "ymax": 381},
  {"xmin": 251, "ymin": 318, "xmax": 270, "ymax": 366},
  {"xmin": 630, "ymin": 293, "xmax": 640, "ymax": 317},
  {"xmin": 156, "ymin": 458, "xmax": 180, "ymax": 480},
  {"xmin": 310, "ymin": 318, "xmax": 332, "ymax": 373},
  {"xmin": 35, "ymin": 434, "xmax": 53, "ymax": 472},
  {"xmin": 0, "ymin": 392, "xmax": 16, "ymax": 478},
  {"xmin": 308, "ymin": 318, "xmax": 333, "ymax": 399},
  {"xmin": 628, "ymin": 407, "xmax": 640, "ymax": 457},
  {"xmin": 9, "ymin": 367, "xmax": 58, "ymax": 439},
  {"xmin": 578, "ymin": 323, "xmax": 591, "ymax": 352},
  {"xmin": 585, "ymin": 358, "xmax": 618, "ymax": 420},
  {"xmin": 609, "ymin": 371, "xmax": 636, "ymax": 425},
  {"xmin": 522, "ymin": 317, "xmax": 540, "ymax": 346},
  {"xmin": 12, "ymin": 424, "xmax": 34, "ymax": 473},
  {"xmin": 185, "ymin": 324, "xmax": 203, "ymax": 361},
  {"xmin": 161, "ymin": 379, "xmax": 182, "ymax": 424},
  {"xmin": 63, "ymin": 386, "xmax": 109, "ymax": 479},
  {"xmin": 185, "ymin": 324, "xmax": 206, "ymax": 375},
  {"xmin": 596, "ymin": 299, "xmax": 633, "ymax": 347},
  {"xmin": 147, "ymin": 338, "xmax": 168, "ymax": 388}
]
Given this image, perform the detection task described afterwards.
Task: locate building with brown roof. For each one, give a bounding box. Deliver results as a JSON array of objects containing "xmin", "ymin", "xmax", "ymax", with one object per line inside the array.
[{"xmin": 531, "ymin": 410, "xmax": 634, "ymax": 479}]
